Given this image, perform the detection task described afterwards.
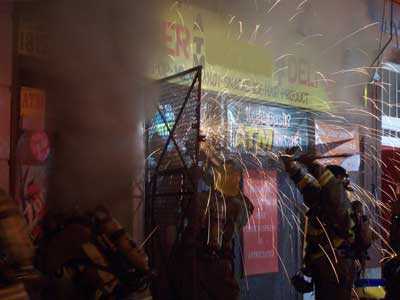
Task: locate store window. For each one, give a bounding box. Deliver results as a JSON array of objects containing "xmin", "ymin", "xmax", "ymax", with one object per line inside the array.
[
  {"xmin": 380, "ymin": 63, "xmax": 400, "ymax": 117},
  {"xmin": 378, "ymin": 62, "xmax": 400, "ymax": 147}
]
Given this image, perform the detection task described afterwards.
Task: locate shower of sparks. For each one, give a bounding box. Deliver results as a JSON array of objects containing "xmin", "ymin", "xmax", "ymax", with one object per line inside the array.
[
  {"xmin": 272, "ymin": 65, "xmax": 288, "ymax": 78},
  {"xmin": 254, "ymin": 0, "xmax": 259, "ymax": 11},
  {"xmin": 330, "ymin": 67, "xmax": 371, "ymax": 77},
  {"xmin": 353, "ymin": 288, "xmax": 361, "ymax": 300},
  {"xmin": 354, "ymin": 47, "xmax": 372, "ymax": 61},
  {"xmin": 145, "ymin": 148, "xmax": 161, "ymax": 160},
  {"xmin": 316, "ymin": 217, "xmax": 338, "ymax": 263},
  {"xmin": 147, "ymin": 0, "xmax": 400, "ymax": 293},
  {"xmin": 250, "ymin": 24, "xmax": 262, "ymax": 43},
  {"xmin": 319, "ymin": 245, "xmax": 340, "ymax": 283},
  {"xmin": 274, "ymin": 53, "xmax": 294, "ymax": 62},
  {"xmin": 263, "ymin": 26, "xmax": 273, "ymax": 36},
  {"xmin": 176, "ymin": 10, "xmax": 185, "ymax": 27},
  {"xmin": 238, "ymin": 235, "xmax": 250, "ymax": 291},
  {"xmin": 264, "ymin": 40, "xmax": 273, "ymax": 47},
  {"xmin": 238, "ymin": 20, "xmax": 244, "ymax": 40},
  {"xmin": 139, "ymin": 226, "xmax": 159, "ymax": 248},
  {"xmin": 169, "ymin": 1, "xmax": 179, "ymax": 11},
  {"xmin": 274, "ymin": 244, "xmax": 291, "ymax": 283},
  {"xmin": 297, "ymin": 0, "xmax": 308, "ymax": 10},
  {"xmin": 315, "ymin": 71, "xmax": 334, "ymax": 87},
  {"xmin": 289, "ymin": 9, "xmax": 304, "ymax": 22},
  {"xmin": 319, "ymin": 22, "xmax": 379, "ymax": 57},
  {"xmin": 266, "ymin": 0, "xmax": 282, "ymax": 15},
  {"xmin": 195, "ymin": 100, "xmax": 392, "ymax": 286},
  {"xmin": 296, "ymin": 33, "xmax": 324, "ymax": 46},
  {"xmin": 343, "ymin": 82, "xmax": 372, "ymax": 89}
]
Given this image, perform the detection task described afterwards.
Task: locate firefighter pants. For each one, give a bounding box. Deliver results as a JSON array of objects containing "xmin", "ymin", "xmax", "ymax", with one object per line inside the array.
[
  {"xmin": 171, "ymin": 247, "xmax": 240, "ymax": 300},
  {"xmin": 311, "ymin": 254, "xmax": 356, "ymax": 300}
]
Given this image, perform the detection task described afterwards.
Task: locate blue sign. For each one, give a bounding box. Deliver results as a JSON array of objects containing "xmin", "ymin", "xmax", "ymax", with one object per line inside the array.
[
  {"xmin": 227, "ymin": 101, "xmax": 309, "ymax": 156},
  {"xmin": 149, "ymin": 104, "xmax": 175, "ymax": 139}
]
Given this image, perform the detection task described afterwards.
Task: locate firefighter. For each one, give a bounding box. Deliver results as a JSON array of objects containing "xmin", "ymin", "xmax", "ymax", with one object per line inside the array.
[
  {"xmin": 0, "ymin": 188, "xmax": 43, "ymax": 300},
  {"xmin": 280, "ymin": 150, "xmax": 357, "ymax": 300},
  {"xmin": 351, "ymin": 200, "xmax": 372, "ymax": 278},
  {"xmin": 383, "ymin": 201, "xmax": 400, "ymax": 300},
  {"xmin": 170, "ymin": 143, "xmax": 254, "ymax": 300},
  {"xmin": 36, "ymin": 206, "xmax": 154, "ymax": 300}
]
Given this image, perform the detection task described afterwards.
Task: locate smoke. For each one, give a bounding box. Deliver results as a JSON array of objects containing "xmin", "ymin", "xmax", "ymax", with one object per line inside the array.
[
  {"xmin": 36, "ymin": 0, "xmax": 380, "ymax": 231},
  {"xmin": 192, "ymin": 0, "xmax": 378, "ymax": 113},
  {"xmin": 37, "ymin": 0, "xmax": 164, "ymax": 231}
]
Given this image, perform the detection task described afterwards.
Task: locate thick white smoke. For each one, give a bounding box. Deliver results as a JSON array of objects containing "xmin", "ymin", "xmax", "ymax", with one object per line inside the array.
[{"xmin": 39, "ymin": 0, "xmax": 164, "ymax": 233}]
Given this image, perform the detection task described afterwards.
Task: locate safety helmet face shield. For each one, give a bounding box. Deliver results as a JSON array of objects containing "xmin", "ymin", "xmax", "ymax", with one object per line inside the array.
[
  {"xmin": 326, "ymin": 165, "xmax": 353, "ymax": 191},
  {"xmin": 342, "ymin": 177, "xmax": 353, "ymax": 191}
]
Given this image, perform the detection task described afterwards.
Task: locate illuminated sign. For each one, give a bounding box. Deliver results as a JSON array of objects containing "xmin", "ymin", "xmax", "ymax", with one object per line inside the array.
[
  {"xmin": 228, "ymin": 102, "xmax": 308, "ymax": 155},
  {"xmin": 20, "ymin": 87, "xmax": 46, "ymax": 117},
  {"xmin": 234, "ymin": 126, "xmax": 274, "ymax": 155},
  {"xmin": 243, "ymin": 170, "xmax": 278, "ymax": 274},
  {"xmin": 315, "ymin": 120, "xmax": 360, "ymax": 171},
  {"xmin": 154, "ymin": 3, "xmax": 330, "ymax": 112},
  {"xmin": 149, "ymin": 104, "xmax": 175, "ymax": 138},
  {"xmin": 276, "ymin": 56, "xmax": 322, "ymax": 88},
  {"xmin": 18, "ymin": 20, "xmax": 48, "ymax": 59}
]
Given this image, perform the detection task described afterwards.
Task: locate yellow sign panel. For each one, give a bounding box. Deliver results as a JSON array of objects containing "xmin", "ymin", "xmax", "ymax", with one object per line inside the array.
[
  {"xmin": 153, "ymin": 4, "xmax": 330, "ymax": 112},
  {"xmin": 18, "ymin": 20, "xmax": 48, "ymax": 59},
  {"xmin": 20, "ymin": 87, "xmax": 46, "ymax": 117},
  {"xmin": 235, "ymin": 126, "xmax": 274, "ymax": 154}
]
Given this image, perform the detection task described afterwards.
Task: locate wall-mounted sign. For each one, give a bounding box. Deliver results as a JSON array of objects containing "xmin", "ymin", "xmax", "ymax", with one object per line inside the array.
[
  {"xmin": 275, "ymin": 56, "xmax": 322, "ymax": 89},
  {"xmin": 20, "ymin": 87, "xmax": 46, "ymax": 130},
  {"xmin": 17, "ymin": 131, "xmax": 50, "ymax": 165},
  {"xmin": 17, "ymin": 164, "xmax": 48, "ymax": 242},
  {"xmin": 20, "ymin": 87, "xmax": 46, "ymax": 117},
  {"xmin": 154, "ymin": 4, "xmax": 330, "ymax": 112},
  {"xmin": 149, "ymin": 104, "xmax": 175, "ymax": 139},
  {"xmin": 243, "ymin": 170, "xmax": 278, "ymax": 275},
  {"xmin": 15, "ymin": 131, "xmax": 51, "ymax": 242},
  {"xmin": 18, "ymin": 20, "xmax": 48, "ymax": 59},
  {"xmin": 315, "ymin": 120, "xmax": 360, "ymax": 171},
  {"xmin": 227, "ymin": 102, "xmax": 309, "ymax": 155},
  {"xmin": 30, "ymin": 131, "xmax": 50, "ymax": 163}
]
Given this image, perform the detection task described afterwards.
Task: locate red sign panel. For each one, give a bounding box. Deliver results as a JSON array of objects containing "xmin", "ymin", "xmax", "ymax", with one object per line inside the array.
[
  {"xmin": 315, "ymin": 120, "xmax": 360, "ymax": 171},
  {"xmin": 243, "ymin": 170, "xmax": 278, "ymax": 275},
  {"xmin": 30, "ymin": 131, "xmax": 50, "ymax": 162}
]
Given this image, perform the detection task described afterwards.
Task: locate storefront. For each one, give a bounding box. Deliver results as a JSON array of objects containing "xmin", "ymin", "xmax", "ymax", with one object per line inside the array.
[
  {"xmin": 381, "ymin": 115, "xmax": 400, "ymax": 233},
  {"xmin": 148, "ymin": 3, "xmax": 335, "ymax": 299},
  {"xmin": 0, "ymin": 3, "xmax": 12, "ymax": 193},
  {"xmin": 10, "ymin": 4, "xmax": 51, "ymax": 242},
  {"xmin": 368, "ymin": 60, "xmax": 400, "ymax": 278}
]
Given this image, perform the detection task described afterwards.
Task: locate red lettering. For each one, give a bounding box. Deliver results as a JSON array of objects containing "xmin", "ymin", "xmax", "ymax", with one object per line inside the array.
[
  {"xmin": 176, "ymin": 25, "xmax": 190, "ymax": 59},
  {"xmin": 298, "ymin": 59, "xmax": 308, "ymax": 85},
  {"xmin": 162, "ymin": 21, "xmax": 175, "ymax": 56}
]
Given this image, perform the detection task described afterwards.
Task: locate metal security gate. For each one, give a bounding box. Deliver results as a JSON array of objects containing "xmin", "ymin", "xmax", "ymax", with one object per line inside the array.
[{"xmin": 145, "ymin": 66, "xmax": 202, "ymax": 300}]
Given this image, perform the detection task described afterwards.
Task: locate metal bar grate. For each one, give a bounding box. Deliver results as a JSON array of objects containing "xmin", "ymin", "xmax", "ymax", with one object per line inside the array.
[{"xmin": 145, "ymin": 66, "xmax": 202, "ymax": 226}]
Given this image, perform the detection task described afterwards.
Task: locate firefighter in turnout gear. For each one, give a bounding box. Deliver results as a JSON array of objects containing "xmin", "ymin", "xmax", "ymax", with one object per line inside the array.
[
  {"xmin": 170, "ymin": 142, "xmax": 254, "ymax": 300},
  {"xmin": 36, "ymin": 206, "xmax": 154, "ymax": 300},
  {"xmin": 280, "ymin": 149, "xmax": 358, "ymax": 300},
  {"xmin": 0, "ymin": 188, "xmax": 43, "ymax": 300},
  {"xmin": 383, "ymin": 201, "xmax": 400, "ymax": 300}
]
